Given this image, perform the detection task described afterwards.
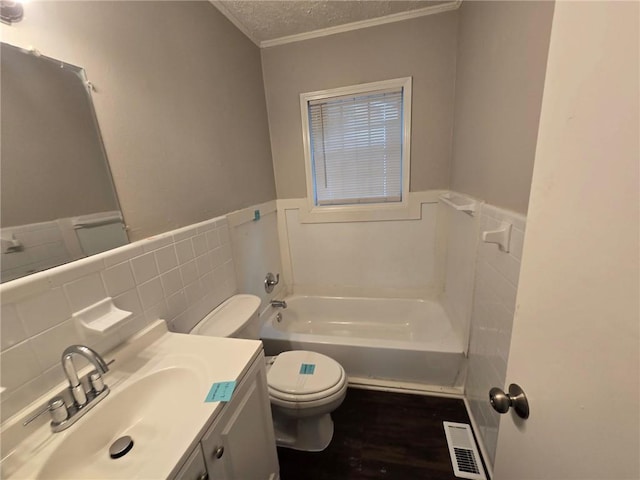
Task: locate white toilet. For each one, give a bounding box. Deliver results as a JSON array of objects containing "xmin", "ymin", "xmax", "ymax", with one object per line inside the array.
[{"xmin": 190, "ymin": 294, "xmax": 347, "ymax": 451}]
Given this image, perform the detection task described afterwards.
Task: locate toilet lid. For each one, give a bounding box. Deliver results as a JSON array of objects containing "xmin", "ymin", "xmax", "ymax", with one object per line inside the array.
[{"xmin": 267, "ymin": 351, "xmax": 343, "ymax": 399}]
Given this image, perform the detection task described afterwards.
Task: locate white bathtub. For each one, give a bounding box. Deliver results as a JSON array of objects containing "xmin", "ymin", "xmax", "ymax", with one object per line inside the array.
[{"xmin": 259, "ymin": 295, "xmax": 466, "ymax": 390}]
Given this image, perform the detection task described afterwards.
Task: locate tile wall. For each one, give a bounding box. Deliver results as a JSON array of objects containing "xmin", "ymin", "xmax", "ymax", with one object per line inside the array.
[
  {"xmin": 0, "ymin": 215, "xmax": 237, "ymax": 423},
  {"xmin": 464, "ymin": 203, "xmax": 526, "ymax": 465},
  {"xmin": 1, "ymin": 193, "xmax": 524, "ymax": 466},
  {"xmin": 1, "ymin": 212, "xmax": 128, "ymax": 283},
  {"xmin": 1, "ymin": 221, "xmax": 73, "ymax": 283}
]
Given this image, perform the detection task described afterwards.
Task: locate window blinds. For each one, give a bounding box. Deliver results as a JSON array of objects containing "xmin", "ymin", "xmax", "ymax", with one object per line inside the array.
[{"xmin": 308, "ymin": 88, "xmax": 404, "ymax": 206}]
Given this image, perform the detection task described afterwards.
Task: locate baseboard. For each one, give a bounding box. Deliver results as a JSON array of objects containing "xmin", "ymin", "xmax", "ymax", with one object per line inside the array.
[{"xmin": 348, "ymin": 376, "xmax": 464, "ymax": 398}]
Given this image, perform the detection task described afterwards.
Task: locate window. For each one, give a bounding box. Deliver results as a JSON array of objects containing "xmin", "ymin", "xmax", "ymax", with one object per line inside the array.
[{"xmin": 300, "ymin": 78, "xmax": 412, "ymax": 210}]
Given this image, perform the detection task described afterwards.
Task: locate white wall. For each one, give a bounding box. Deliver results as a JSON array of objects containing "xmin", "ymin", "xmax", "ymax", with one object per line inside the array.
[
  {"xmin": 278, "ymin": 199, "xmax": 444, "ymax": 298},
  {"xmin": 228, "ymin": 201, "xmax": 285, "ymax": 309},
  {"xmin": 0, "ymin": 200, "xmax": 281, "ymax": 427},
  {"xmin": 464, "ymin": 204, "xmax": 526, "ymax": 466}
]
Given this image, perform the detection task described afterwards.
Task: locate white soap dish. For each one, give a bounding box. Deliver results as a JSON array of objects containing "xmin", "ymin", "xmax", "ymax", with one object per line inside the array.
[
  {"xmin": 439, "ymin": 192, "xmax": 477, "ymax": 215},
  {"xmin": 73, "ymin": 297, "xmax": 132, "ymax": 334},
  {"xmin": 482, "ymin": 222, "xmax": 512, "ymax": 252}
]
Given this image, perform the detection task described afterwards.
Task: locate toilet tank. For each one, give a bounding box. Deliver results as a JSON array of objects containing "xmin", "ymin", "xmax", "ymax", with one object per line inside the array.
[{"xmin": 190, "ymin": 294, "xmax": 261, "ymax": 339}]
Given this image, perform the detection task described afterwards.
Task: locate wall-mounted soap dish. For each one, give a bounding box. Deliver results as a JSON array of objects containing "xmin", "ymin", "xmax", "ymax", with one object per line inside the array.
[
  {"xmin": 1, "ymin": 233, "xmax": 23, "ymax": 253},
  {"xmin": 73, "ymin": 297, "xmax": 132, "ymax": 334},
  {"xmin": 482, "ymin": 222, "xmax": 512, "ymax": 252},
  {"xmin": 439, "ymin": 192, "xmax": 477, "ymax": 216}
]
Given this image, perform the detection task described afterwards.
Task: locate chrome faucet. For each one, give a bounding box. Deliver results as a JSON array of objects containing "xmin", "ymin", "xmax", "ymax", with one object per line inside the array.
[
  {"xmin": 62, "ymin": 345, "xmax": 110, "ymax": 407},
  {"xmin": 23, "ymin": 345, "xmax": 112, "ymax": 433},
  {"xmin": 270, "ymin": 299, "xmax": 287, "ymax": 309}
]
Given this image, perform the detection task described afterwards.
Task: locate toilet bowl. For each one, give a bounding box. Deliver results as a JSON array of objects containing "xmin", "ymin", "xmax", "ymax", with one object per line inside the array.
[
  {"xmin": 190, "ymin": 294, "xmax": 347, "ymax": 451},
  {"xmin": 267, "ymin": 350, "xmax": 347, "ymax": 451}
]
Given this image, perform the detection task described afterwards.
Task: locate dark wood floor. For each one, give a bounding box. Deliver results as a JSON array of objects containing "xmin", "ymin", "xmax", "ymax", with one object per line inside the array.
[{"xmin": 277, "ymin": 387, "xmax": 485, "ymax": 480}]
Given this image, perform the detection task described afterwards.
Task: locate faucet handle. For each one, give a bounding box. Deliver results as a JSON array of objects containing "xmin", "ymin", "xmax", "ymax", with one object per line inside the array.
[
  {"xmin": 49, "ymin": 398, "xmax": 69, "ymax": 424},
  {"xmin": 89, "ymin": 359, "xmax": 114, "ymax": 394},
  {"xmin": 89, "ymin": 371, "xmax": 105, "ymax": 393},
  {"xmin": 264, "ymin": 272, "xmax": 280, "ymax": 293},
  {"xmin": 23, "ymin": 397, "xmax": 68, "ymax": 427}
]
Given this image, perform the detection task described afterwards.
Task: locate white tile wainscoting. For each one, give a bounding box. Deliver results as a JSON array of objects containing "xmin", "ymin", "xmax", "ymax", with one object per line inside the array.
[
  {"xmin": 0, "ymin": 221, "xmax": 73, "ymax": 284},
  {"xmin": 464, "ymin": 203, "xmax": 526, "ymax": 466},
  {"xmin": 440, "ymin": 194, "xmax": 480, "ymax": 351},
  {"xmin": 1, "ymin": 212, "xmax": 128, "ymax": 283},
  {"xmin": 1, "ymin": 191, "xmax": 525, "ymax": 471},
  {"xmin": 275, "ymin": 192, "xmax": 447, "ymax": 299},
  {"xmin": 276, "ymin": 193, "xmax": 527, "ymax": 466},
  {"xmin": 0, "ymin": 201, "xmax": 280, "ymax": 424}
]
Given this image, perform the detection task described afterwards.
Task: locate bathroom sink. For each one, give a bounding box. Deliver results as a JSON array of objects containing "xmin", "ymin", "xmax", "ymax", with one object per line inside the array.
[
  {"xmin": 5, "ymin": 322, "xmax": 264, "ymax": 480},
  {"xmin": 38, "ymin": 367, "xmax": 202, "ymax": 479}
]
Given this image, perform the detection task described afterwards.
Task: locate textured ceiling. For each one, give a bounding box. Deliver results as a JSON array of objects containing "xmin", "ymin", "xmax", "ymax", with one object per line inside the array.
[{"xmin": 215, "ymin": 1, "xmax": 451, "ymax": 44}]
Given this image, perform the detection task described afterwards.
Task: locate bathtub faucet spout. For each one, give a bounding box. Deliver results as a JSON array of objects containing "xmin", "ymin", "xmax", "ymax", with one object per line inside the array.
[{"xmin": 271, "ymin": 299, "xmax": 287, "ymax": 309}]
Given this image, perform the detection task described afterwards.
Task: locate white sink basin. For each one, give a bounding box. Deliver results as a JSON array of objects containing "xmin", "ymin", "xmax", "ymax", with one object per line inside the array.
[
  {"xmin": 4, "ymin": 321, "xmax": 263, "ymax": 480},
  {"xmin": 39, "ymin": 368, "xmax": 201, "ymax": 479}
]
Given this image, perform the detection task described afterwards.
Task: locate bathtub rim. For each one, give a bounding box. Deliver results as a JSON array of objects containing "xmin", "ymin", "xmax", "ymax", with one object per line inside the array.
[{"xmin": 260, "ymin": 293, "xmax": 465, "ymax": 354}]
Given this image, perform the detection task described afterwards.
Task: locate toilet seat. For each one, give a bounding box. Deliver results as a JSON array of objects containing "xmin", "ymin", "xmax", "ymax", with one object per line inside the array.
[{"xmin": 268, "ymin": 351, "xmax": 346, "ymax": 404}]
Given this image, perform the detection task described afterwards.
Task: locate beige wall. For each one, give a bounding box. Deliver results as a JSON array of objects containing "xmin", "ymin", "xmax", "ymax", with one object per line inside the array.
[
  {"xmin": 261, "ymin": 12, "xmax": 458, "ymax": 199},
  {"xmin": 1, "ymin": 44, "xmax": 119, "ymax": 227},
  {"xmin": 1, "ymin": 1, "xmax": 276, "ymax": 240},
  {"xmin": 450, "ymin": 1, "xmax": 554, "ymax": 214}
]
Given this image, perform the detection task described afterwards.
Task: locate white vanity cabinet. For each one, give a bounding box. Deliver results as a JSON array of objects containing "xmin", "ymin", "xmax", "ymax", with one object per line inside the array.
[
  {"xmin": 173, "ymin": 352, "xmax": 279, "ymax": 480},
  {"xmin": 200, "ymin": 354, "xmax": 279, "ymax": 480},
  {"xmin": 2, "ymin": 325, "xmax": 278, "ymax": 480},
  {"xmin": 173, "ymin": 447, "xmax": 208, "ymax": 480}
]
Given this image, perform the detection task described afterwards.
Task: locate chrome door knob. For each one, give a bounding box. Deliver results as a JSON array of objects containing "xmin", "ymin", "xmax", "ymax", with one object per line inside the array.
[{"xmin": 489, "ymin": 383, "xmax": 530, "ymax": 419}]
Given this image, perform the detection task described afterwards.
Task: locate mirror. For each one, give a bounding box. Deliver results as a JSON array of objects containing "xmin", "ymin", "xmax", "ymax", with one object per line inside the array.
[{"xmin": 0, "ymin": 43, "xmax": 128, "ymax": 283}]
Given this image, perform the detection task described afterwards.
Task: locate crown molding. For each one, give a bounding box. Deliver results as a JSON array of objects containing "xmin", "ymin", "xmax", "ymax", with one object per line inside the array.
[
  {"xmin": 209, "ymin": 0, "xmax": 261, "ymax": 47},
  {"xmin": 260, "ymin": 1, "xmax": 462, "ymax": 49},
  {"xmin": 211, "ymin": 1, "xmax": 462, "ymax": 50}
]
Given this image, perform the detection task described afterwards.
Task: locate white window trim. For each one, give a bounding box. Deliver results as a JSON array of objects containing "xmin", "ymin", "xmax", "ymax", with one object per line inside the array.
[{"xmin": 300, "ymin": 77, "xmax": 412, "ymax": 222}]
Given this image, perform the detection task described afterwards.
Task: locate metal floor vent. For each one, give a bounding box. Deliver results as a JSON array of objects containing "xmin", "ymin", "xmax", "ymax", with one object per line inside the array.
[{"xmin": 443, "ymin": 421, "xmax": 487, "ymax": 480}]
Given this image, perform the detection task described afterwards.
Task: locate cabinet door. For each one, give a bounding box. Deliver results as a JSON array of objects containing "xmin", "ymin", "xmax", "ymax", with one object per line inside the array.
[
  {"xmin": 201, "ymin": 358, "xmax": 279, "ymax": 480},
  {"xmin": 172, "ymin": 446, "xmax": 208, "ymax": 480}
]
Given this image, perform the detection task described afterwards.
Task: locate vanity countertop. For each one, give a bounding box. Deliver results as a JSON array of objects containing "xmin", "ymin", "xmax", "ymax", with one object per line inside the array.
[{"xmin": 1, "ymin": 321, "xmax": 263, "ymax": 479}]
